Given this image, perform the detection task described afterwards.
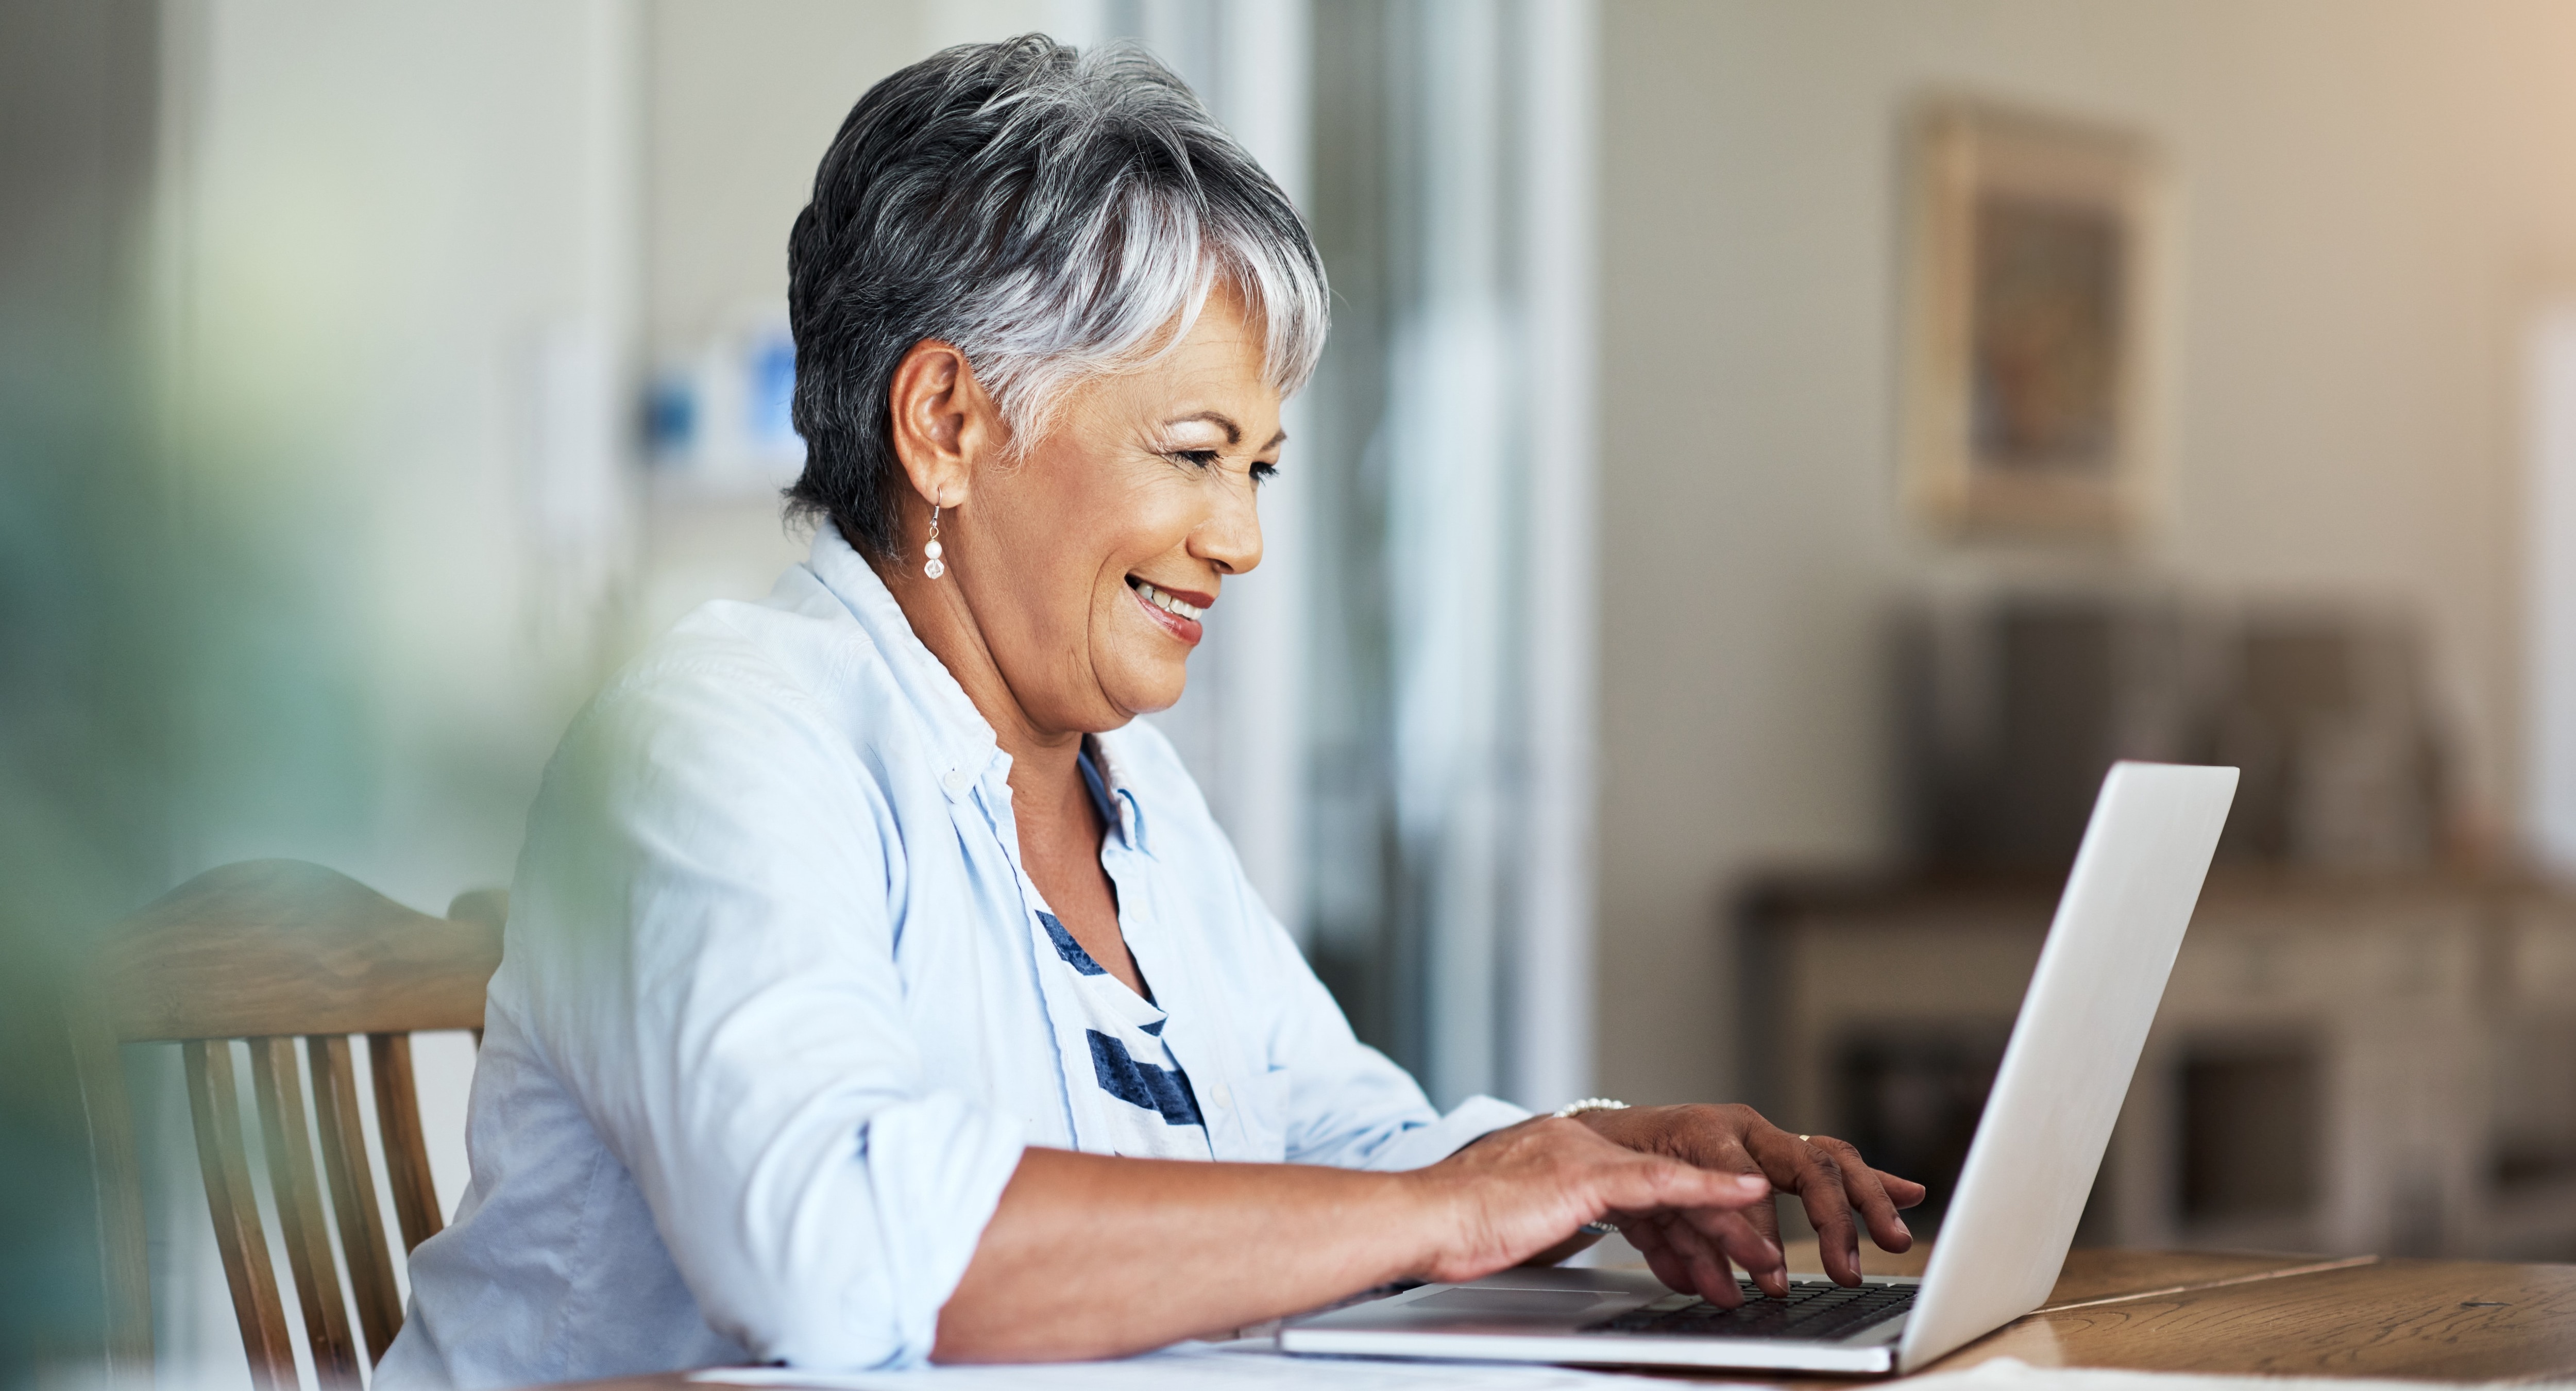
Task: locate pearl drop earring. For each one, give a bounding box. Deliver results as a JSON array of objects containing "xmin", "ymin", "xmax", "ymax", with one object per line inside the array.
[{"xmin": 923, "ymin": 498, "xmax": 946, "ymax": 579}]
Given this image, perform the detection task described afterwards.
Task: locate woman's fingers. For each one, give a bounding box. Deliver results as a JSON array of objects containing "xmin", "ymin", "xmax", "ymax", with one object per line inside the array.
[
  {"xmin": 1675, "ymin": 1229, "xmax": 1739, "ymax": 1307},
  {"xmin": 1815, "ymin": 1137, "xmax": 1913, "ymax": 1253},
  {"xmin": 1669, "ymin": 1202, "xmax": 1789, "ymax": 1297},
  {"xmin": 1753, "ymin": 1129, "xmax": 1854, "ymax": 1284},
  {"xmin": 1777, "ymin": 1133, "xmax": 1915, "ymax": 1283},
  {"xmin": 1733, "ymin": 1176, "xmax": 1786, "ymax": 1282},
  {"xmin": 1876, "ymin": 1167, "xmax": 1930, "ymax": 1209},
  {"xmin": 1622, "ymin": 1159, "xmax": 1782, "ymax": 1284},
  {"xmin": 1587, "ymin": 1135, "xmax": 1797, "ymax": 1300},
  {"xmin": 1598, "ymin": 1154, "xmax": 1771, "ymax": 1217},
  {"xmin": 1595, "ymin": 1154, "xmax": 1775, "ymax": 1306},
  {"xmin": 1624, "ymin": 1218, "xmax": 1710, "ymax": 1303},
  {"xmin": 1613, "ymin": 1199, "xmax": 1784, "ymax": 1303},
  {"xmin": 1631, "ymin": 1215, "xmax": 1747, "ymax": 1308}
]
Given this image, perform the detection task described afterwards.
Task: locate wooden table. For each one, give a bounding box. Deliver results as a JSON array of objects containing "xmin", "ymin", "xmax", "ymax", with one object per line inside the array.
[
  {"xmin": 1760, "ymin": 1243, "xmax": 2576, "ymax": 1382},
  {"xmin": 554, "ymin": 1248, "xmax": 2576, "ymax": 1387}
]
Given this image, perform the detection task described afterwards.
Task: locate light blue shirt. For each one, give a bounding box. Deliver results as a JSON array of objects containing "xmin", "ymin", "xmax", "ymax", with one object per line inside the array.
[{"xmin": 377, "ymin": 528, "xmax": 1529, "ymax": 1388}]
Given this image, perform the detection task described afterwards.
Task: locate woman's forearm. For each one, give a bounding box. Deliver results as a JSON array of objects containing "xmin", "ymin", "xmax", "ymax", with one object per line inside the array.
[
  {"xmin": 931, "ymin": 1147, "xmax": 1434, "ymax": 1362},
  {"xmin": 930, "ymin": 1119, "xmax": 1784, "ymax": 1364}
]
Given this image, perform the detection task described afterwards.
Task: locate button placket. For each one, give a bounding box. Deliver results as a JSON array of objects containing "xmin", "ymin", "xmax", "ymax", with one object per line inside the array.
[
  {"xmin": 1108, "ymin": 857, "xmax": 1253, "ymax": 1158},
  {"xmin": 936, "ymin": 755, "xmax": 1103, "ymax": 1151}
]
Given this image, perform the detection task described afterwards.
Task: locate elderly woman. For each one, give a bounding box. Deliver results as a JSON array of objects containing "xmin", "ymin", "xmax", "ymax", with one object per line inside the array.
[{"xmin": 380, "ymin": 37, "xmax": 1920, "ymax": 1387}]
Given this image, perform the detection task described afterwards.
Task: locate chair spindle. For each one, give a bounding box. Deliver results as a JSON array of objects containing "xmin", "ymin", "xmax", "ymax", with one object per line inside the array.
[
  {"xmin": 308, "ymin": 1034, "xmax": 403, "ymax": 1364},
  {"xmin": 369, "ymin": 1033, "xmax": 445, "ymax": 1253},
  {"xmin": 183, "ymin": 1040, "xmax": 298, "ymax": 1391},
  {"xmin": 248, "ymin": 1036, "xmax": 363, "ymax": 1388}
]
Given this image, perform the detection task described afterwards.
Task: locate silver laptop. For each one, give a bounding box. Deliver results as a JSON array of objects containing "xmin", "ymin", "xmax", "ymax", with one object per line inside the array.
[{"xmin": 1280, "ymin": 761, "xmax": 2238, "ymax": 1375}]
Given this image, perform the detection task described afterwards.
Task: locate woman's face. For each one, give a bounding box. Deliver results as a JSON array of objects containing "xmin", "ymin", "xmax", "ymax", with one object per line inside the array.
[{"xmin": 951, "ymin": 286, "xmax": 1280, "ymax": 734}]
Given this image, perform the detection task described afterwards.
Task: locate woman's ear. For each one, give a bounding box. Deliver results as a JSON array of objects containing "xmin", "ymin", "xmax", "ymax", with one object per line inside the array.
[{"xmin": 887, "ymin": 338, "xmax": 1001, "ymax": 510}]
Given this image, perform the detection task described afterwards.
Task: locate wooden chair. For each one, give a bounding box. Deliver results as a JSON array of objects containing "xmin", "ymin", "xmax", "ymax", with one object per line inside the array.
[{"xmin": 76, "ymin": 860, "xmax": 506, "ymax": 1391}]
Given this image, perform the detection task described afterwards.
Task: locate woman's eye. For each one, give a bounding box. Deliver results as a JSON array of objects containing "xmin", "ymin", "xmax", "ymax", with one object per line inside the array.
[
  {"xmin": 1250, "ymin": 460, "xmax": 1278, "ymax": 486},
  {"xmin": 1171, "ymin": 449, "xmax": 1223, "ymax": 471}
]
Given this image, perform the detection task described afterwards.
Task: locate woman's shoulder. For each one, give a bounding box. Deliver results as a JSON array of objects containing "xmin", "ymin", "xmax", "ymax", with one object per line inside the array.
[
  {"xmin": 614, "ymin": 569, "xmax": 885, "ymax": 706},
  {"xmin": 558, "ymin": 574, "xmax": 922, "ymax": 792},
  {"xmin": 520, "ymin": 584, "xmax": 925, "ymax": 906}
]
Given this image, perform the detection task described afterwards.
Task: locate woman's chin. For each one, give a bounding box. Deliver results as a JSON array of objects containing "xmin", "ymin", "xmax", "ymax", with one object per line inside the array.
[{"xmin": 1099, "ymin": 664, "xmax": 1190, "ymax": 720}]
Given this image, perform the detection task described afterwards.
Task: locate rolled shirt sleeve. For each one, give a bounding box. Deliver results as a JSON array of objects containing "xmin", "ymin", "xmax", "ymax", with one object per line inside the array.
[{"xmin": 1358, "ymin": 1095, "xmax": 1537, "ymax": 1170}]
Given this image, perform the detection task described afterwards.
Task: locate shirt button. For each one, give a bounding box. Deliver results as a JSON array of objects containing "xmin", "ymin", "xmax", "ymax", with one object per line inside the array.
[
  {"xmin": 941, "ymin": 768, "xmax": 968, "ymax": 795},
  {"xmin": 1208, "ymin": 1082, "xmax": 1232, "ymax": 1111}
]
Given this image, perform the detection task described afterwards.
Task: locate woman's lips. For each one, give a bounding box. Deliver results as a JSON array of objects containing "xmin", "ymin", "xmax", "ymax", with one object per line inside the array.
[{"xmin": 1129, "ymin": 577, "xmax": 1208, "ymax": 647}]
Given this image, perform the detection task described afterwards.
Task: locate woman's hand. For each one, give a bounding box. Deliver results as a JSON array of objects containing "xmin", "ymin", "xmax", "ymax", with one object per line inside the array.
[
  {"xmin": 936, "ymin": 1130, "xmax": 1773, "ymax": 1362},
  {"xmin": 1405, "ymin": 1116, "xmax": 1778, "ymax": 1297},
  {"xmin": 1571, "ymin": 1104, "xmax": 1926, "ymax": 1299}
]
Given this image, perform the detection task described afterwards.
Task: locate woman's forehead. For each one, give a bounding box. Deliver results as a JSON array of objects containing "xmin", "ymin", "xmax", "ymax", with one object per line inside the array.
[{"xmin": 1103, "ymin": 319, "xmax": 1282, "ymax": 439}]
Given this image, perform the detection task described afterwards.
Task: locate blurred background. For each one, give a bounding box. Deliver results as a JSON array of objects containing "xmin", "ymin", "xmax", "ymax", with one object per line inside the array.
[{"xmin": 15, "ymin": 0, "xmax": 2576, "ymax": 1386}]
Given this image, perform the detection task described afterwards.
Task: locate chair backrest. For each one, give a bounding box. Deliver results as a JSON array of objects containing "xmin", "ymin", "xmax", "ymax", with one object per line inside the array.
[{"xmin": 83, "ymin": 860, "xmax": 505, "ymax": 1391}]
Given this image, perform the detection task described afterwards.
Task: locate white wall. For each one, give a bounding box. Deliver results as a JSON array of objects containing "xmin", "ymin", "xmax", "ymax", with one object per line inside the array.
[
  {"xmin": 163, "ymin": 0, "xmax": 641, "ymax": 909},
  {"xmin": 1596, "ymin": 0, "xmax": 2576, "ymax": 1104},
  {"xmin": 629, "ymin": 1, "xmax": 924, "ymax": 640}
]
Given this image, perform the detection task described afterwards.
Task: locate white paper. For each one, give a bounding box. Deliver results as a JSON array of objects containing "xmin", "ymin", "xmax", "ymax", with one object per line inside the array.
[
  {"xmin": 688, "ymin": 1344, "xmax": 1694, "ymax": 1389},
  {"xmin": 692, "ymin": 1349, "xmax": 2548, "ymax": 1390},
  {"xmin": 1906, "ymin": 1356, "xmax": 2546, "ymax": 1391}
]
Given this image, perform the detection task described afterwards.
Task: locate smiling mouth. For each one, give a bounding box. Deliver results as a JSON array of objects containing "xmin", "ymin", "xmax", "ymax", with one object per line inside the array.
[{"xmin": 1128, "ymin": 577, "xmax": 1210, "ymax": 621}]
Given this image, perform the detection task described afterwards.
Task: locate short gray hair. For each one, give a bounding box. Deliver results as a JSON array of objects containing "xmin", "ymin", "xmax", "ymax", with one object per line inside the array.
[{"xmin": 786, "ymin": 36, "xmax": 1328, "ymax": 561}]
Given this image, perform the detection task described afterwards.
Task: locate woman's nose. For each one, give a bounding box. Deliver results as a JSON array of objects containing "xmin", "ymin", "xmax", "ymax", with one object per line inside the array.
[{"xmin": 1192, "ymin": 482, "xmax": 1264, "ymax": 577}]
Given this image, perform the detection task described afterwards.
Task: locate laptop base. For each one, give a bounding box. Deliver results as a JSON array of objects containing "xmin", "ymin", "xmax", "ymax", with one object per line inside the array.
[{"xmin": 1277, "ymin": 1267, "xmax": 1913, "ymax": 1374}]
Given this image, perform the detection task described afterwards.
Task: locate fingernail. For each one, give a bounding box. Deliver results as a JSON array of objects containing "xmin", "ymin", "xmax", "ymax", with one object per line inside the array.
[{"xmin": 1735, "ymin": 1174, "xmax": 1769, "ymax": 1190}]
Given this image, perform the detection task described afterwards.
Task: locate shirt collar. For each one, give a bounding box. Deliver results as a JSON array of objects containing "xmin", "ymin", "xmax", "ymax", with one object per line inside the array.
[
  {"xmin": 801, "ymin": 524, "xmax": 1009, "ymax": 789},
  {"xmin": 1079, "ymin": 735, "xmax": 1150, "ymax": 854}
]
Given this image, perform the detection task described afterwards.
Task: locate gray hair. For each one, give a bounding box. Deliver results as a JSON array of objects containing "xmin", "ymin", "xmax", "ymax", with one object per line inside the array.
[{"xmin": 786, "ymin": 36, "xmax": 1329, "ymax": 560}]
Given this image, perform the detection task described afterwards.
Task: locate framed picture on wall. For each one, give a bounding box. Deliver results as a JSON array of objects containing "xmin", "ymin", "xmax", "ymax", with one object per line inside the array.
[{"xmin": 1901, "ymin": 98, "xmax": 2165, "ymax": 539}]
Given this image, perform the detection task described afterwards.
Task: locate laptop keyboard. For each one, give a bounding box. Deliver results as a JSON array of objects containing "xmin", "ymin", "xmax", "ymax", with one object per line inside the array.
[{"xmin": 1582, "ymin": 1279, "xmax": 1916, "ymax": 1342}]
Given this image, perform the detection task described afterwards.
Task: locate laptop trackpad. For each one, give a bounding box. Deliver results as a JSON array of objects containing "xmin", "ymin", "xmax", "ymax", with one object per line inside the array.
[{"xmin": 1406, "ymin": 1287, "xmax": 1613, "ymax": 1323}]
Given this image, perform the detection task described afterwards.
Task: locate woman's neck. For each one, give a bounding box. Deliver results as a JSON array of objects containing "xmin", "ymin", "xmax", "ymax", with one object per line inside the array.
[
  {"xmin": 870, "ymin": 547, "xmax": 1086, "ymax": 796},
  {"xmin": 872, "ymin": 541, "xmax": 1137, "ymax": 991}
]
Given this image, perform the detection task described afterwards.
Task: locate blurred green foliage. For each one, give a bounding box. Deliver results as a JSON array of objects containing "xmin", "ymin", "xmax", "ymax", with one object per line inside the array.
[{"xmin": 2, "ymin": 1, "xmax": 168, "ymax": 1383}]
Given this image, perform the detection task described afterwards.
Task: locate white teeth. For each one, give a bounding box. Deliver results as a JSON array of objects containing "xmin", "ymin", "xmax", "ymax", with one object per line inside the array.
[{"xmin": 1135, "ymin": 580, "xmax": 1205, "ymax": 621}]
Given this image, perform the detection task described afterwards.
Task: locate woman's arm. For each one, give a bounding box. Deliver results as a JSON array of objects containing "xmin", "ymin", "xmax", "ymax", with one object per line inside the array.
[{"xmin": 933, "ymin": 1115, "xmax": 1778, "ymax": 1363}]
